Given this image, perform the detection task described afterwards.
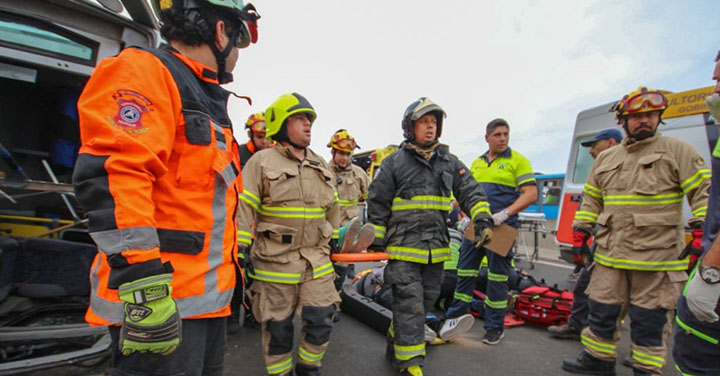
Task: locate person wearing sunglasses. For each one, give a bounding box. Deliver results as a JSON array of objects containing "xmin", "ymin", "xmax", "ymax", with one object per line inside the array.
[
  {"xmin": 562, "ymin": 87, "xmax": 710, "ymax": 376},
  {"xmin": 72, "ymin": 1, "xmax": 259, "ymax": 375}
]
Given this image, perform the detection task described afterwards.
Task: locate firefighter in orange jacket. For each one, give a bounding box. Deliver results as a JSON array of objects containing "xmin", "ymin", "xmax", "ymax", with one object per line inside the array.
[
  {"xmin": 562, "ymin": 87, "xmax": 710, "ymax": 376},
  {"xmin": 72, "ymin": 1, "xmax": 259, "ymax": 375},
  {"xmin": 237, "ymin": 93, "xmax": 341, "ymax": 376}
]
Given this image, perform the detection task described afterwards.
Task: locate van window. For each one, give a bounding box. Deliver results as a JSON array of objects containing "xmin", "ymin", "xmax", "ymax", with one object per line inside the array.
[
  {"xmin": 572, "ymin": 140, "xmax": 593, "ymax": 184},
  {"xmin": 0, "ymin": 13, "xmax": 97, "ymax": 65}
]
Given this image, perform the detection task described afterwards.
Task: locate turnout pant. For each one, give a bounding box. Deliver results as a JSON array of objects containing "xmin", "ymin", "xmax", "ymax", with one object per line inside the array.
[
  {"xmin": 568, "ymin": 266, "xmax": 591, "ymax": 329},
  {"xmin": 249, "ymin": 263, "xmax": 340, "ymax": 376},
  {"xmin": 384, "ymin": 260, "xmax": 443, "ymax": 370},
  {"xmin": 446, "ymin": 237, "xmax": 513, "ymax": 330},
  {"xmin": 582, "ymin": 264, "xmax": 686, "ymax": 375}
]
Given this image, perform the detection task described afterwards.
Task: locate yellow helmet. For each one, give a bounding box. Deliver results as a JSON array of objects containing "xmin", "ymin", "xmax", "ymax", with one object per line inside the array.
[
  {"xmin": 265, "ymin": 93, "xmax": 316, "ymax": 140},
  {"xmin": 327, "ymin": 129, "xmax": 360, "ymax": 153},
  {"xmin": 612, "ymin": 86, "xmax": 668, "ymax": 121},
  {"xmin": 245, "ymin": 112, "xmax": 266, "ymax": 134}
]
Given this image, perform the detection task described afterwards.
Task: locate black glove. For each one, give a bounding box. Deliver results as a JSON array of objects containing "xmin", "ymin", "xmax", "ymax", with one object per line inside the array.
[
  {"xmin": 237, "ymin": 245, "xmax": 250, "ymax": 268},
  {"xmin": 474, "ymin": 220, "xmax": 494, "ymax": 247},
  {"xmin": 368, "ymin": 244, "xmax": 385, "ymax": 253},
  {"xmin": 330, "ymin": 239, "xmax": 340, "ymax": 254}
]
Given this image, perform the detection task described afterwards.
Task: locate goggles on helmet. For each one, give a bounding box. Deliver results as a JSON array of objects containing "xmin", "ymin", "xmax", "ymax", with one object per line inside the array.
[
  {"xmin": 625, "ymin": 92, "xmax": 667, "ymax": 114},
  {"xmin": 245, "ymin": 111, "xmax": 266, "ymax": 133},
  {"xmin": 328, "ymin": 130, "xmax": 360, "ymax": 152},
  {"xmin": 235, "ymin": 4, "xmax": 259, "ymax": 48}
]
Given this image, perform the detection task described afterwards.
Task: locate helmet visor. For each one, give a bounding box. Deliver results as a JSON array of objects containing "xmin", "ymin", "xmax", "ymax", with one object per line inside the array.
[{"xmin": 626, "ymin": 92, "xmax": 666, "ymax": 113}]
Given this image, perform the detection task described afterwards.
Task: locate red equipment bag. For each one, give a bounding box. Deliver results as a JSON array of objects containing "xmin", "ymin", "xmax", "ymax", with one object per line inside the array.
[{"xmin": 513, "ymin": 285, "xmax": 573, "ymax": 326}]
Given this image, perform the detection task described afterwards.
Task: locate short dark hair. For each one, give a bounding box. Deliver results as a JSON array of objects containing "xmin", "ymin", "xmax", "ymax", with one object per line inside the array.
[
  {"xmin": 486, "ymin": 118, "xmax": 509, "ymax": 135},
  {"xmin": 159, "ymin": 5, "xmax": 241, "ymax": 46}
]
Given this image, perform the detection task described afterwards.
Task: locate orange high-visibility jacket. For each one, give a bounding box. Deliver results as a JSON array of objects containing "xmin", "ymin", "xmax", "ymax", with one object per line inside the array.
[{"xmin": 73, "ymin": 47, "xmax": 242, "ymax": 325}]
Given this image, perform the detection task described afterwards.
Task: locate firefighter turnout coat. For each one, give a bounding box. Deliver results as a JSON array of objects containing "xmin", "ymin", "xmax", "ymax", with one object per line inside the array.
[
  {"xmin": 367, "ymin": 142, "xmax": 492, "ymax": 263},
  {"xmin": 73, "ymin": 47, "xmax": 242, "ymax": 325},
  {"xmin": 237, "ymin": 145, "xmax": 340, "ymax": 284},
  {"xmin": 574, "ymin": 133, "xmax": 710, "ymax": 270},
  {"xmin": 330, "ymin": 160, "xmax": 369, "ymax": 226}
]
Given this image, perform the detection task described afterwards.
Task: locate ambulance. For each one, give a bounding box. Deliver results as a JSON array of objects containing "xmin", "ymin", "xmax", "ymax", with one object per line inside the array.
[{"xmin": 555, "ymin": 86, "xmax": 717, "ymax": 263}]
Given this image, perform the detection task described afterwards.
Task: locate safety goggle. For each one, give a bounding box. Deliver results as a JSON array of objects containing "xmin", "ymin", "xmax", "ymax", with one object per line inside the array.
[
  {"xmin": 248, "ymin": 121, "xmax": 265, "ymax": 133},
  {"xmin": 334, "ymin": 138, "xmax": 357, "ymax": 151},
  {"xmin": 235, "ymin": 4, "xmax": 259, "ymax": 49},
  {"xmin": 626, "ymin": 92, "xmax": 666, "ymax": 113}
]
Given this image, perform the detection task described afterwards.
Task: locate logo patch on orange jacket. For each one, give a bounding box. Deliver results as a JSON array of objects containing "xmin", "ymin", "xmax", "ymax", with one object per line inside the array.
[{"xmin": 109, "ymin": 90, "xmax": 153, "ymax": 134}]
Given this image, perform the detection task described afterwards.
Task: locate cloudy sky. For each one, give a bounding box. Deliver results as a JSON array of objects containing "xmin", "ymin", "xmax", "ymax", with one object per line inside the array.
[{"xmin": 224, "ymin": 0, "xmax": 720, "ymax": 174}]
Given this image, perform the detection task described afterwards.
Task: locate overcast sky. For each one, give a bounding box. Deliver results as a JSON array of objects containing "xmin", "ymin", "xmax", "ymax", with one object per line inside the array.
[{"xmin": 223, "ymin": 0, "xmax": 720, "ymax": 174}]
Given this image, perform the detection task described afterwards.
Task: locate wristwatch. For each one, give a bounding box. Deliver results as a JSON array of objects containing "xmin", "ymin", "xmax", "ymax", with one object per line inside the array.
[
  {"xmin": 699, "ymin": 264, "xmax": 720, "ymax": 284},
  {"xmin": 501, "ymin": 209, "xmax": 510, "ymax": 216}
]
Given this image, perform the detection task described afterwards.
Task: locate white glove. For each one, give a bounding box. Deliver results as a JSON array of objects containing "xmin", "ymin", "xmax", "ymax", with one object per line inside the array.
[
  {"xmin": 686, "ymin": 268, "xmax": 720, "ymax": 322},
  {"xmin": 492, "ymin": 209, "xmax": 509, "ymax": 226}
]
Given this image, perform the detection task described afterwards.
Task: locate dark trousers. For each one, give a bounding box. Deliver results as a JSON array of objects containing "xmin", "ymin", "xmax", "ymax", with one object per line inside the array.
[
  {"xmin": 109, "ymin": 318, "xmax": 226, "ymax": 376},
  {"xmin": 673, "ymin": 294, "xmax": 720, "ymax": 375},
  {"xmin": 447, "ymin": 237, "xmax": 513, "ymax": 330},
  {"xmin": 568, "ymin": 266, "xmax": 591, "ymax": 329},
  {"xmin": 385, "ymin": 260, "xmax": 443, "ymax": 369}
]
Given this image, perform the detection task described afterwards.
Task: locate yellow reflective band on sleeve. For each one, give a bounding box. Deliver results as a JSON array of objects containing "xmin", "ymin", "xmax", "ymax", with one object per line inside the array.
[
  {"xmin": 393, "ymin": 343, "xmax": 426, "ymax": 361},
  {"xmin": 675, "ymin": 316, "xmax": 719, "ymax": 344},
  {"xmin": 583, "ymin": 183, "xmax": 602, "ymax": 198},
  {"xmin": 594, "ymin": 253, "xmax": 689, "ymax": 271},
  {"xmin": 692, "ymin": 206, "xmax": 708, "ymax": 217},
  {"xmin": 267, "ymin": 358, "xmax": 293, "ymax": 375},
  {"xmin": 386, "ymin": 246, "xmax": 430, "ymax": 263},
  {"xmin": 333, "ymin": 191, "xmax": 339, "ymax": 204},
  {"xmin": 516, "ymin": 173, "xmax": 536, "ymax": 186},
  {"xmin": 373, "ymin": 224, "xmax": 386, "ymax": 239},
  {"xmin": 470, "ymin": 201, "xmax": 491, "ymax": 220},
  {"xmin": 632, "ymin": 349, "xmax": 665, "ymax": 369},
  {"xmin": 259, "ymin": 206, "xmax": 326, "ymax": 219},
  {"xmin": 453, "ymin": 291, "xmax": 472, "ymax": 303},
  {"xmin": 603, "ymin": 192, "xmax": 683, "ymax": 206},
  {"xmin": 237, "ymin": 230, "xmax": 253, "ymax": 245},
  {"xmin": 249, "ymin": 269, "xmax": 302, "ymax": 284},
  {"xmin": 239, "ymin": 190, "xmax": 261, "ymax": 211},
  {"xmin": 362, "ymin": 192, "xmax": 368, "ymax": 200},
  {"xmin": 338, "ymin": 199, "xmax": 358, "ymax": 207},
  {"xmin": 313, "ymin": 262, "xmax": 334, "ymax": 279},
  {"xmin": 391, "ymin": 195, "xmax": 452, "ymax": 211},
  {"xmin": 488, "ymin": 272, "xmax": 508, "ymax": 282},
  {"xmin": 581, "ymin": 335, "xmax": 617, "ymax": 355},
  {"xmin": 574, "ymin": 211, "xmax": 599, "ymax": 223},
  {"xmin": 484, "ymin": 298, "xmax": 508, "ymax": 309},
  {"xmin": 298, "ymin": 346, "xmax": 325, "ymax": 364},
  {"xmin": 457, "ymin": 269, "xmax": 479, "ymax": 278},
  {"xmin": 332, "ymin": 228, "xmax": 339, "ymax": 240},
  {"xmin": 681, "ymin": 169, "xmax": 711, "ymax": 194}
]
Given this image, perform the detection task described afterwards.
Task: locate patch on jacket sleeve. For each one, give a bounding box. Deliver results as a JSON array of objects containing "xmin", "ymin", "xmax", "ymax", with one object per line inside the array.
[
  {"xmin": 694, "ymin": 156, "xmax": 706, "ymax": 168},
  {"xmin": 109, "ymin": 89, "xmax": 153, "ymax": 134}
]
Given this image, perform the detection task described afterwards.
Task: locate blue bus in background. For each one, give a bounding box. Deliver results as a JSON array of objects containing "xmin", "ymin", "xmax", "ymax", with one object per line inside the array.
[{"xmin": 522, "ymin": 173, "xmax": 564, "ymax": 220}]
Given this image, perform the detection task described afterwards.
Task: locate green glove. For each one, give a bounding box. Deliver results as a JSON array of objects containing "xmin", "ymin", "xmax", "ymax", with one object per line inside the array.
[{"xmin": 118, "ymin": 273, "xmax": 181, "ymax": 356}]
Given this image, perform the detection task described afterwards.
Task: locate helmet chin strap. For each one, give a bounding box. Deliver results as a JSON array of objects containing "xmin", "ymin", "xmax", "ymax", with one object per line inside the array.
[
  {"xmin": 622, "ymin": 119, "xmax": 656, "ymax": 143},
  {"xmin": 276, "ymin": 125, "xmax": 306, "ymax": 150},
  {"xmin": 208, "ymin": 27, "xmax": 239, "ymax": 84}
]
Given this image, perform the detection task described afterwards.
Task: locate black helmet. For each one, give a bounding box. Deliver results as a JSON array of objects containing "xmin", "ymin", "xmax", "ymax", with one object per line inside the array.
[{"xmin": 401, "ymin": 97, "xmax": 446, "ymax": 141}]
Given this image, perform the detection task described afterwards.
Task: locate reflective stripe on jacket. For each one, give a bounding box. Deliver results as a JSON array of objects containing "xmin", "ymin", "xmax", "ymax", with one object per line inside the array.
[
  {"xmin": 367, "ymin": 142, "xmax": 492, "ymax": 264},
  {"xmin": 73, "ymin": 47, "xmax": 241, "ymax": 325},
  {"xmin": 573, "ymin": 134, "xmax": 710, "ymax": 271},
  {"xmin": 330, "ymin": 161, "xmax": 369, "ymax": 226},
  {"xmin": 237, "ymin": 145, "xmax": 339, "ymax": 283}
]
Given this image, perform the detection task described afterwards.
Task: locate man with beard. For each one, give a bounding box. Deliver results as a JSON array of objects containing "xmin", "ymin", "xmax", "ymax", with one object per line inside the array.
[{"xmin": 562, "ymin": 87, "xmax": 710, "ymax": 376}]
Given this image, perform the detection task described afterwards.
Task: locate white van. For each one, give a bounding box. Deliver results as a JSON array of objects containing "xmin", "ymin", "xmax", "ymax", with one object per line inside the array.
[{"xmin": 555, "ymin": 86, "xmax": 716, "ymax": 263}]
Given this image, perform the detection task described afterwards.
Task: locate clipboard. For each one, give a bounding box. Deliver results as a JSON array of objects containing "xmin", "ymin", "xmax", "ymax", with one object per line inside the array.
[{"xmin": 464, "ymin": 222, "xmax": 518, "ymax": 257}]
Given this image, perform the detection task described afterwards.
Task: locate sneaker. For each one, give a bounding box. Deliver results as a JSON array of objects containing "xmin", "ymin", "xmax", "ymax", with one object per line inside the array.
[
  {"xmin": 339, "ymin": 217, "xmax": 361, "ymax": 252},
  {"xmin": 424, "ymin": 324, "xmax": 438, "ymax": 343},
  {"xmin": 348, "ymin": 223, "xmax": 375, "ymax": 252},
  {"xmin": 438, "ymin": 313, "xmax": 475, "ymax": 341},
  {"xmin": 399, "ymin": 365, "xmax": 423, "ymax": 376},
  {"xmin": 547, "ymin": 323, "xmax": 581, "ymax": 340},
  {"xmin": 481, "ymin": 328, "xmax": 504, "ymax": 345},
  {"xmin": 561, "ymin": 350, "xmax": 616, "ymax": 375}
]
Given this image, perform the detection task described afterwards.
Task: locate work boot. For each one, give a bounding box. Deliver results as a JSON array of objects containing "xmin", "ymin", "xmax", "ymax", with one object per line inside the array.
[
  {"xmin": 621, "ymin": 354, "xmax": 633, "ymax": 368},
  {"xmin": 438, "ymin": 313, "xmax": 474, "ymax": 341},
  {"xmin": 548, "ymin": 323, "xmax": 581, "ymax": 340},
  {"xmin": 561, "ymin": 351, "xmax": 616, "ymax": 375},
  {"xmin": 399, "ymin": 365, "xmax": 423, "ymax": 376},
  {"xmin": 295, "ymin": 363, "xmax": 322, "ymax": 376},
  {"xmin": 481, "ymin": 328, "xmax": 504, "ymax": 345}
]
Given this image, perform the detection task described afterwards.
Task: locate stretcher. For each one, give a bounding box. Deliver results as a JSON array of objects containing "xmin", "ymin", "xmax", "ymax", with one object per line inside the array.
[{"xmin": 331, "ymin": 252, "xmax": 389, "ymax": 263}]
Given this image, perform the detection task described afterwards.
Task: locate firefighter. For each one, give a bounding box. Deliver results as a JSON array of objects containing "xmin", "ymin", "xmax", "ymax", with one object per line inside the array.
[
  {"xmin": 672, "ymin": 50, "xmax": 720, "ymax": 376},
  {"xmin": 562, "ymin": 87, "xmax": 710, "ymax": 376},
  {"xmin": 445, "ymin": 118, "xmax": 538, "ymax": 345},
  {"xmin": 237, "ymin": 93, "xmax": 340, "ymax": 376},
  {"xmin": 239, "ymin": 111, "xmax": 272, "ymax": 168},
  {"xmin": 228, "ymin": 111, "xmax": 272, "ymax": 335},
  {"xmin": 72, "ymin": 1, "xmax": 260, "ymax": 375},
  {"xmin": 327, "ymin": 129, "xmax": 371, "ymax": 293},
  {"xmin": 548, "ymin": 128, "xmax": 623, "ymax": 340},
  {"xmin": 367, "ymin": 97, "xmax": 493, "ymax": 376}
]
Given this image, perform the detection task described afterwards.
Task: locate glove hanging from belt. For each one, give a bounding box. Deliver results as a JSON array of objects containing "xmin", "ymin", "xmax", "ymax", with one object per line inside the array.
[
  {"xmin": 680, "ymin": 227, "xmax": 704, "ymax": 271},
  {"xmin": 572, "ymin": 227, "xmax": 592, "ymax": 267}
]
